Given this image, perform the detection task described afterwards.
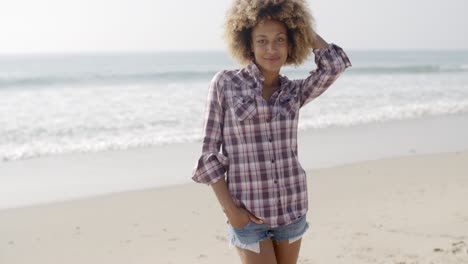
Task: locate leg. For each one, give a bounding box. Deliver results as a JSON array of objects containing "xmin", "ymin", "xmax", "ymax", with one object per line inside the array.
[
  {"xmin": 235, "ymin": 238, "xmax": 278, "ymax": 264},
  {"xmin": 272, "ymin": 238, "xmax": 302, "ymax": 264}
]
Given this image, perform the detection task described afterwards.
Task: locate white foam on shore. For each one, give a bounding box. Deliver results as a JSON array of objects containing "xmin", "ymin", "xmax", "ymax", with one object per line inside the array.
[
  {"xmin": 0, "ymin": 113, "xmax": 467, "ymax": 210},
  {"xmin": 2, "ymin": 70, "xmax": 468, "ymax": 162}
]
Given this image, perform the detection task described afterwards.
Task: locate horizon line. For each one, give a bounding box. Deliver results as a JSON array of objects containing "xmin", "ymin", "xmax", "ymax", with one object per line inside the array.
[{"xmin": 1, "ymin": 47, "xmax": 467, "ymax": 56}]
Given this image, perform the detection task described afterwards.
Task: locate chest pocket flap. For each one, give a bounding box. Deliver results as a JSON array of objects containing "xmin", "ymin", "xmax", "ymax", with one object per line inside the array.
[
  {"xmin": 278, "ymin": 91, "xmax": 298, "ymax": 116},
  {"xmin": 232, "ymin": 94, "xmax": 257, "ymax": 121}
]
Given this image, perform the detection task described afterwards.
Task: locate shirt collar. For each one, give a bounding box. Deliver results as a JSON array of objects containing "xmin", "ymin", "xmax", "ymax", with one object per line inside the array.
[
  {"xmin": 246, "ymin": 61, "xmax": 265, "ymax": 85},
  {"xmin": 246, "ymin": 61, "xmax": 287, "ymax": 93}
]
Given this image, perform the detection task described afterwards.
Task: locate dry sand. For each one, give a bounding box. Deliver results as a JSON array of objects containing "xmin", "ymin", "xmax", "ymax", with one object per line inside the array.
[{"xmin": 1, "ymin": 150, "xmax": 467, "ymax": 264}]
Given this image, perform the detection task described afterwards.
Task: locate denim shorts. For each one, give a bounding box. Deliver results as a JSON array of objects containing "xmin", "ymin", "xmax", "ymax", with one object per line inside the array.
[{"xmin": 227, "ymin": 214, "xmax": 309, "ymax": 254}]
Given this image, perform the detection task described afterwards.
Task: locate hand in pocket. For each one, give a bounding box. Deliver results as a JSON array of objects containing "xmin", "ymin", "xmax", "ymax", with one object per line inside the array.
[{"xmin": 227, "ymin": 207, "xmax": 263, "ymax": 229}]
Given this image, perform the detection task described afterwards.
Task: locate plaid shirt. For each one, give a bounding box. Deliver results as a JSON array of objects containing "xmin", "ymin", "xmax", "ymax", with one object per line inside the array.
[{"xmin": 192, "ymin": 43, "xmax": 352, "ymax": 228}]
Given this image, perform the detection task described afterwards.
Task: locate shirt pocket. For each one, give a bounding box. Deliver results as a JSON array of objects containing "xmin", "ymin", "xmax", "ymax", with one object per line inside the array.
[
  {"xmin": 278, "ymin": 92, "xmax": 299, "ymax": 116},
  {"xmin": 232, "ymin": 94, "xmax": 257, "ymax": 121}
]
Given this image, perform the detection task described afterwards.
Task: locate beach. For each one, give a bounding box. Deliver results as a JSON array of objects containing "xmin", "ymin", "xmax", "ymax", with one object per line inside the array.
[
  {"xmin": 1, "ymin": 151, "xmax": 467, "ymax": 264},
  {"xmin": 1, "ymin": 2, "xmax": 468, "ymax": 263},
  {"xmin": 1, "ymin": 113, "xmax": 468, "ymax": 263}
]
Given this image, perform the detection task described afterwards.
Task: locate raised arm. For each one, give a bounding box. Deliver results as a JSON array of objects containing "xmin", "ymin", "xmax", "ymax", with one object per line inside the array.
[
  {"xmin": 296, "ymin": 34, "xmax": 352, "ymax": 107},
  {"xmin": 312, "ymin": 33, "xmax": 329, "ymax": 49}
]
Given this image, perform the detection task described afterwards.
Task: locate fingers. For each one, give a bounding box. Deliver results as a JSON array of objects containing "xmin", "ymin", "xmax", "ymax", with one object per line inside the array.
[
  {"xmin": 248, "ymin": 212, "xmax": 264, "ymax": 224},
  {"xmin": 237, "ymin": 207, "xmax": 264, "ymax": 225}
]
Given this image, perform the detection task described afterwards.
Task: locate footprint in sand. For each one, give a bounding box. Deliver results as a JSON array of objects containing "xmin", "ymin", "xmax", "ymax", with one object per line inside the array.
[
  {"xmin": 74, "ymin": 226, "xmax": 82, "ymax": 236},
  {"xmin": 404, "ymin": 253, "xmax": 419, "ymax": 260},
  {"xmin": 215, "ymin": 235, "xmax": 227, "ymax": 242},
  {"xmin": 297, "ymin": 257, "xmax": 313, "ymax": 264},
  {"xmin": 433, "ymin": 240, "xmax": 467, "ymax": 255},
  {"xmin": 451, "ymin": 240, "xmax": 466, "ymax": 254},
  {"xmin": 363, "ymin": 247, "xmax": 373, "ymax": 252},
  {"xmin": 352, "ymin": 231, "xmax": 368, "ymax": 239}
]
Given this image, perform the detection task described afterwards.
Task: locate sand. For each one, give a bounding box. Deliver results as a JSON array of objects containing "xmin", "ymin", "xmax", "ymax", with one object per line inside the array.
[{"xmin": 1, "ymin": 150, "xmax": 467, "ymax": 264}]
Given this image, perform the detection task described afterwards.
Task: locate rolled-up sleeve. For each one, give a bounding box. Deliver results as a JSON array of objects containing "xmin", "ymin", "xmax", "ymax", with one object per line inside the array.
[
  {"xmin": 191, "ymin": 71, "xmax": 229, "ymax": 185},
  {"xmin": 297, "ymin": 43, "xmax": 352, "ymax": 107}
]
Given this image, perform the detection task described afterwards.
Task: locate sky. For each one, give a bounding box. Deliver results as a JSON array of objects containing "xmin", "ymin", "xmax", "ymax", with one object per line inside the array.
[{"xmin": 0, "ymin": 0, "xmax": 466, "ymax": 54}]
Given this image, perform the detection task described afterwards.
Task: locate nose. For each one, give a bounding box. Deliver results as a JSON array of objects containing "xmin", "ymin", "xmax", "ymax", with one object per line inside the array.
[{"xmin": 265, "ymin": 42, "xmax": 277, "ymax": 52}]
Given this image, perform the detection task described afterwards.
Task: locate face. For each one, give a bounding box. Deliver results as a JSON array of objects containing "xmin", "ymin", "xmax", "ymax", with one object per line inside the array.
[{"xmin": 251, "ymin": 19, "xmax": 289, "ymax": 75}]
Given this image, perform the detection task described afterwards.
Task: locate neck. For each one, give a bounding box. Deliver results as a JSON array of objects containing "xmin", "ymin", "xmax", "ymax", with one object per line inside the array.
[
  {"xmin": 257, "ymin": 66, "xmax": 280, "ymax": 88},
  {"xmin": 263, "ymin": 73, "xmax": 279, "ymax": 88}
]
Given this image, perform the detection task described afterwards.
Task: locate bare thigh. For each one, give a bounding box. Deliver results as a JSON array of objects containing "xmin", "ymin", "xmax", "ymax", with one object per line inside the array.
[
  {"xmin": 272, "ymin": 238, "xmax": 302, "ymax": 264},
  {"xmin": 235, "ymin": 238, "xmax": 278, "ymax": 264}
]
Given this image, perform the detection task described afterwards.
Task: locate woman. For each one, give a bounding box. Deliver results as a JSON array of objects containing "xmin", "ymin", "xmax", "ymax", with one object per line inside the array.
[{"xmin": 191, "ymin": 0, "xmax": 351, "ymax": 263}]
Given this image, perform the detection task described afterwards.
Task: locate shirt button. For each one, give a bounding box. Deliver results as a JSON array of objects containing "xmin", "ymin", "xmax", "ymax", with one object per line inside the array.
[
  {"xmin": 271, "ymin": 159, "xmax": 275, "ymax": 163},
  {"xmin": 266, "ymin": 117, "xmax": 271, "ymax": 122},
  {"xmin": 274, "ymin": 180, "xmax": 278, "ymax": 184},
  {"xmin": 268, "ymin": 137, "xmax": 272, "ymax": 142}
]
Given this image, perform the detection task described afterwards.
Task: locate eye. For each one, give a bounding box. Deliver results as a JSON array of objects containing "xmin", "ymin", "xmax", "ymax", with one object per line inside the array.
[
  {"xmin": 257, "ymin": 39, "xmax": 267, "ymax": 44},
  {"xmin": 277, "ymin": 37, "xmax": 285, "ymax": 42}
]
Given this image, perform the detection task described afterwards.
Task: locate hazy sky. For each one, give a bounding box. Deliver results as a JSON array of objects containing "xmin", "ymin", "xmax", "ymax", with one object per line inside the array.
[{"xmin": 0, "ymin": 0, "xmax": 466, "ymax": 54}]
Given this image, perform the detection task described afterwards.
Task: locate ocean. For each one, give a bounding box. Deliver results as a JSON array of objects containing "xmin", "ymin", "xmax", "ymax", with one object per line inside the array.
[{"xmin": 1, "ymin": 48, "xmax": 468, "ymax": 162}]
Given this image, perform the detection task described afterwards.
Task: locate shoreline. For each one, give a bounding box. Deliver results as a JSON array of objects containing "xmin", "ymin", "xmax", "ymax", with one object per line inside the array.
[
  {"xmin": 1, "ymin": 112, "xmax": 467, "ymax": 210},
  {"xmin": 1, "ymin": 150, "xmax": 467, "ymax": 263}
]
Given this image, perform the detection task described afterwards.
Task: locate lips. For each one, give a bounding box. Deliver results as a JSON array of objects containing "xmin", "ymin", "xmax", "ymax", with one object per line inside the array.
[{"xmin": 264, "ymin": 57, "xmax": 280, "ymax": 62}]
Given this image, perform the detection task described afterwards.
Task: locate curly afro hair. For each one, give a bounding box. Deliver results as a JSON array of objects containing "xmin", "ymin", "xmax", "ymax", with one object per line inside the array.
[{"xmin": 224, "ymin": 0, "xmax": 317, "ymax": 66}]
